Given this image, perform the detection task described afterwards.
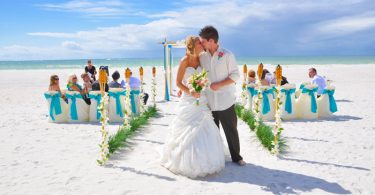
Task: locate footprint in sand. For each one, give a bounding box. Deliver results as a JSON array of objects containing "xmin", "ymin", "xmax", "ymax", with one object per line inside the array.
[{"xmin": 65, "ymin": 176, "xmax": 79, "ymax": 185}]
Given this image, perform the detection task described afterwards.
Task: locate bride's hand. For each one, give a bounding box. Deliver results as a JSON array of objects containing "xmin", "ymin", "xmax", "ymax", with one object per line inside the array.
[{"xmin": 189, "ymin": 90, "xmax": 200, "ymax": 98}]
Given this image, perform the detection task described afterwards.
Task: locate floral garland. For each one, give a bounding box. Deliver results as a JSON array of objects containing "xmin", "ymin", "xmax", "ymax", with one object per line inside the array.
[
  {"xmin": 151, "ymin": 67, "xmax": 157, "ymax": 107},
  {"xmin": 241, "ymin": 64, "xmax": 248, "ymax": 107},
  {"xmin": 139, "ymin": 84, "xmax": 145, "ymax": 113},
  {"xmin": 254, "ymin": 63, "xmax": 264, "ymax": 131},
  {"xmin": 123, "ymin": 82, "xmax": 132, "ymax": 128},
  {"xmin": 97, "ymin": 93, "xmax": 109, "ymax": 165},
  {"xmin": 241, "ymin": 83, "xmax": 248, "ymax": 107},
  {"xmin": 253, "ymin": 86, "xmax": 262, "ymax": 131},
  {"xmin": 139, "ymin": 67, "xmax": 145, "ymax": 113},
  {"xmin": 271, "ymin": 85, "xmax": 283, "ymax": 155}
]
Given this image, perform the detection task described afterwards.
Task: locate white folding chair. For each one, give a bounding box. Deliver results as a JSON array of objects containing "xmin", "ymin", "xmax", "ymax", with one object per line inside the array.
[
  {"xmin": 245, "ymin": 83, "xmax": 256, "ymax": 110},
  {"xmin": 65, "ymin": 91, "xmax": 89, "ymax": 122},
  {"xmin": 318, "ymin": 86, "xmax": 338, "ymax": 117},
  {"xmin": 253, "ymin": 86, "xmax": 275, "ymax": 121},
  {"xmin": 295, "ymin": 82, "xmax": 310, "ymax": 99},
  {"xmin": 280, "ymin": 84, "xmax": 297, "ymax": 120},
  {"xmin": 130, "ymin": 90, "xmax": 142, "ymax": 115},
  {"xmin": 88, "ymin": 91, "xmax": 106, "ymax": 122},
  {"xmin": 296, "ymin": 84, "xmax": 318, "ymax": 119},
  {"xmin": 108, "ymin": 88, "xmax": 126, "ymax": 123},
  {"xmin": 44, "ymin": 91, "xmax": 68, "ymax": 123}
]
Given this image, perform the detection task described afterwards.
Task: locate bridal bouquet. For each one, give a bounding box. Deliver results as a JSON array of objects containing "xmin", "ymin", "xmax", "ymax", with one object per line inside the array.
[{"xmin": 189, "ymin": 69, "xmax": 209, "ymax": 105}]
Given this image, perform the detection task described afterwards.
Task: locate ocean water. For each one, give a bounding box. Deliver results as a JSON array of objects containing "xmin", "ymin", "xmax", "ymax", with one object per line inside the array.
[{"xmin": 0, "ymin": 56, "xmax": 374, "ymax": 70}]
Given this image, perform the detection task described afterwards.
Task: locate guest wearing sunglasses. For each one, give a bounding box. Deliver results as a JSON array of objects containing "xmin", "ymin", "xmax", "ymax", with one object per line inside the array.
[{"xmin": 48, "ymin": 74, "xmax": 68, "ymax": 103}]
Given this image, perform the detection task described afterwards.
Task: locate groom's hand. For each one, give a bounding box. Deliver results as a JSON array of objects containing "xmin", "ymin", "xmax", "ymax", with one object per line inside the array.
[{"xmin": 210, "ymin": 82, "xmax": 221, "ymax": 91}]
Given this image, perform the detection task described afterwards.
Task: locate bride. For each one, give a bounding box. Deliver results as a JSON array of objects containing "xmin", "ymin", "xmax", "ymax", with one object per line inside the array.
[{"xmin": 160, "ymin": 36, "xmax": 225, "ymax": 178}]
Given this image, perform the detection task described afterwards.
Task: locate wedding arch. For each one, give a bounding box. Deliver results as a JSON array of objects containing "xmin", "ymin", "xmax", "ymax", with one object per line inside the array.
[{"xmin": 159, "ymin": 38, "xmax": 185, "ymax": 101}]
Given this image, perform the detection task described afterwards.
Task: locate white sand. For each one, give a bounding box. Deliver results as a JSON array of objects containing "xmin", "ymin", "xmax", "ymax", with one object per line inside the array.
[{"xmin": 0, "ymin": 64, "xmax": 374, "ymax": 194}]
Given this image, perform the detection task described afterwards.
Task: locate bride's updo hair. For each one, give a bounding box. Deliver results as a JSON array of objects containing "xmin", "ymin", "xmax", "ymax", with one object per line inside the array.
[{"xmin": 186, "ymin": 36, "xmax": 198, "ymax": 57}]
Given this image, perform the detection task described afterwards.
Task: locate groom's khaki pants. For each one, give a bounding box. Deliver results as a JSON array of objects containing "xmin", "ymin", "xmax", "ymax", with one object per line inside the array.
[{"xmin": 212, "ymin": 104, "xmax": 243, "ymax": 162}]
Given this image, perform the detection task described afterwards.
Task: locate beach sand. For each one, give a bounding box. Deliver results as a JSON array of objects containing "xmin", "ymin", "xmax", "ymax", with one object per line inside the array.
[{"xmin": 0, "ymin": 64, "xmax": 374, "ymax": 194}]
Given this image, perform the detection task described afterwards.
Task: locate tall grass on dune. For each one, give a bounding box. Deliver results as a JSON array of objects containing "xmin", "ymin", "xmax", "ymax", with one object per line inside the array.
[
  {"xmin": 108, "ymin": 106, "xmax": 158, "ymax": 154},
  {"xmin": 235, "ymin": 104, "xmax": 287, "ymax": 154}
]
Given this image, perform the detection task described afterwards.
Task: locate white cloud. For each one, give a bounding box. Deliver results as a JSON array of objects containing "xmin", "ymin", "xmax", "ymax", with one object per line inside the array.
[
  {"xmin": 2, "ymin": 0, "xmax": 373, "ymax": 60},
  {"xmin": 314, "ymin": 13, "xmax": 375, "ymax": 36},
  {"xmin": 36, "ymin": 0, "xmax": 140, "ymax": 18},
  {"xmin": 62, "ymin": 41, "xmax": 83, "ymax": 50},
  {"xmin": 28, "ymin": 32, "xmax": 77, "ymax": 38},
  {"xmin": 298, "ymin": 11, "xmax": 375, "ymax": 43}
]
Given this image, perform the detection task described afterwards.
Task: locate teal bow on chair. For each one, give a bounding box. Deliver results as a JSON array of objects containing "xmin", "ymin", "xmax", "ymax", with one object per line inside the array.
[
  {"xmin": 299, "ymin": 83, "xmax": 306, "ymax": 89},
  {"xmin": 108, "ymin": 91, "xmax": 126, "ymax": 117},
  {"xmin": 281, "ymin": 88, "xmax": 296, "ymax": 114},
  {"xmin": 247, "ymin": 86, "xmax": 256, "ymax": 98},
  {"xmin": 261, "ymin": 88, "xmax": 274, "ymax": 114},
  {"xmin": 88, "ymin": 93, "xmax": 102, "ymax": 119},
  {"xmin": 302, "ymin": 87, "xmax": 318, "ymax": 113},
  {"xmin": 130, "ymin": 90, "xmax": 140, "ymax": 114},
  {"xmin": 65, "ymin": 93, "xmax": 83, "ymax": 120},
  {"xmin": 323, "ymin": 89, "xmax": 338, "ymax": 113},
  {"xmin": 44, "ymin": 92, "xmax": 62, "ymax": 121}
]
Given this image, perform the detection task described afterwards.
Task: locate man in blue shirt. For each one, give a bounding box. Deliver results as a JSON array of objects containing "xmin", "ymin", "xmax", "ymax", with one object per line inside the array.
[{"xmin": 121, "ymin": 71, "xmax": 149, "ymax": 105}]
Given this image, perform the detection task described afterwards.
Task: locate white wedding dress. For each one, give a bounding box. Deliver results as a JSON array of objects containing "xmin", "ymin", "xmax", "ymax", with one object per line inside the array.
[{"xmin": 160, "ymin": 66, "xmax": 225, "ymax": 178}]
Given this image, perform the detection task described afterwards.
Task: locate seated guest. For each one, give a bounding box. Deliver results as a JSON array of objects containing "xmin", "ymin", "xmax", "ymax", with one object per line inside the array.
[
  {"xmin": 92, "ymin": 66, "xmax": 109, "ymax": 92},
  {"xmin": 84, "ymin": 59, "xmax": 96, "ymax": 82},
  {"xmin": 67, "ymin": 74, "xmax": 83, "ymax": 92},
  {"xmin": 309, "ymin": 67, "xmax": 326, "ymax": 97},
  {"xmin": 121, "ymin": 71, "xmax": 149, "ymax": 105},
  {"xmin": 67, "ymin": 74, "xmax": 91, "ymax": 105},
  {"xmin": 109, "ymin": 71, "xmax": 123, "ymax": 88},
  {"xmin": 92, "ymin": 81, "xmax": 109, "ymax": 92},
  {"xmin": 48, "ymin": 74, "xmax": 68, "ymax": 103},
  {"xmin": 81, "ymin": 73, "xmax": 92, "ymax": 93},
  {"xmin": 247, "ymin": 70, "xmax": 256, "ymax": 84},
  {"xmin": 260, "ymin": 69, "xmax": 271, "ymax": 86},
  {"xmin": 270, "ymin": 71, "xmax": 289, "ymax": 86},
  {"xmin": 281, "ymin": 75, "xmax": 289, "ymax": 86}
]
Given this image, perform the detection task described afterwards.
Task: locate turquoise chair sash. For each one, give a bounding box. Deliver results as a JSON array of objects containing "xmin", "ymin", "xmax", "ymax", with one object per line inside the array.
[
  {"xmin": 322, "ymin": 89, "xmax": 338, "ymax": 113},
  {"xmin": 302, "ymin": 88, "xmax": 318, "ymax": 113},
  {"xmin": 88, "ymin": 93, "xmax": 102, "ymax": 119},
  {"xmin": 261, "ymin": 88, "xmax": 274, "ymax": 114},
  {"xmin": 130, "ymin": 90, "xmax": 140, "ymax": 114},
  {"xmin": 299, "ymin": 83, "xmax": 306, "ymax": 89},
  {"xmin": 44, "ymin": 92, "xmax": 62, "ymax": 121},
  {"xmin": 247, "ymin": 86, "xmax": 256, "ymax": 98},
  {"xmin": 108, "ymin": 91, "xmax": 126, "ymax": 117},
  {"xmin": 281, "ymin": 88, "xmax": 296, "ymax": 114},
  {"xmin": 65, "ymin": 93, "xmax": 83, "ymax": 120}
]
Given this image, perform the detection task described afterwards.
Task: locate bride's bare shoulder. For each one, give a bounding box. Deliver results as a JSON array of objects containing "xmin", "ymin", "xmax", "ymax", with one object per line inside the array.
[{"xmin": 179, "ymin": 56, "xmax": 188, "ymax": 67}]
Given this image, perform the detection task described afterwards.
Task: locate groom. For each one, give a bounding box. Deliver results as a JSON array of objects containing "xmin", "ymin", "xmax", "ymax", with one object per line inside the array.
[{"xmin": 199, "ymin": 26, "xmax": 246, "ymax": 166}]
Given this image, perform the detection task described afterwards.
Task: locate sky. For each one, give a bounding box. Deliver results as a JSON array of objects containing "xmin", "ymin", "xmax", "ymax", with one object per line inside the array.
[{"xmin": 0, "ymin": 0, "xmax": 374, "ymax": 60}]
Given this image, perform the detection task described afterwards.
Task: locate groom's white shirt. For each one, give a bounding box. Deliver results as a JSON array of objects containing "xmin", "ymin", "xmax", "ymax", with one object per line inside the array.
[{"xmin": 200, "ymin": 47, "xmax": 239, "ymax": 111}]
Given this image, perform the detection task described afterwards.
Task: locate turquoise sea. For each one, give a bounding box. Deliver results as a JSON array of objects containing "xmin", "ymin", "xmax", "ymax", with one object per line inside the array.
[{"xmin": 0, "ymin": 56, "xmax": 374, "ymax": 70}]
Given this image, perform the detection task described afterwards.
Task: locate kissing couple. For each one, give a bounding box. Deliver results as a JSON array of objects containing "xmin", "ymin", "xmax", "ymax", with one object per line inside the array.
[{"xmin": 161, "ymin": 25, "xmax": 246, "ymax": 178}]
